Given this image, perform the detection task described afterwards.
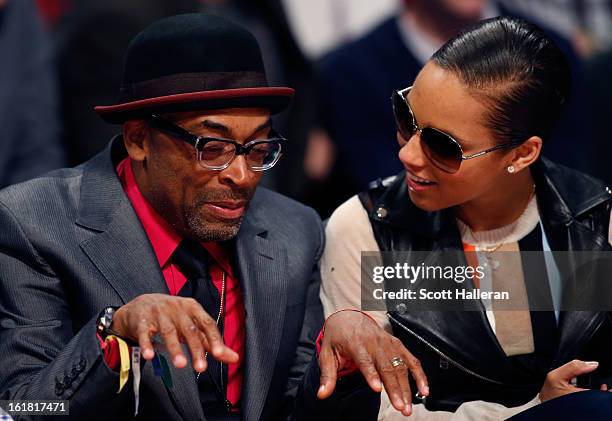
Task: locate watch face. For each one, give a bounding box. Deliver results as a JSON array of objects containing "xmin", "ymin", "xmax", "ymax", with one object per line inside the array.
[
  {"xmin": 100, "ymin": 314, "xmax": 112, "ymax": 329},
  {"xmin": 99, "ymin": 307, "xmax": 115, "ymax": 330}
]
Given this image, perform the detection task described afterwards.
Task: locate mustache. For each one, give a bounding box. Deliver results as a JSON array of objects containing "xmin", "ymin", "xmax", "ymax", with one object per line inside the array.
[{"xmin": 192, "ymin": 187, "xmax": 255, "ymax": 204}]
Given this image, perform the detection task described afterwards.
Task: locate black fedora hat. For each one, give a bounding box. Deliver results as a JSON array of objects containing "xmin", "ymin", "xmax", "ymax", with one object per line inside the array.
[{"xmin": 95, "ymin": 13, "xmax": 294, "ymax": 124}]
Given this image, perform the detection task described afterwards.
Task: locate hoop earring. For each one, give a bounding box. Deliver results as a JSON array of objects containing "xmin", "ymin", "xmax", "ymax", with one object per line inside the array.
[{"xmin": 507, "ymin": 165, "xmax": 515, "ymax": 174}]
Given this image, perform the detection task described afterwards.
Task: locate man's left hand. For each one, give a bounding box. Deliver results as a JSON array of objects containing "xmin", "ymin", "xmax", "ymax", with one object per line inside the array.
[{"xmin": 317, "ymin": 310, "xmax": 429, "ymax": 416}]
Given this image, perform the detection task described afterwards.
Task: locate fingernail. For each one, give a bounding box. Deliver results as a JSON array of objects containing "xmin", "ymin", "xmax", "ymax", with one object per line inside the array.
[
  {"xmin": 174, "ymin": 355, "xmax": 186, "ymax": 366},
  {"xmin": 404, "ymin": 403, "xmax": 412, "ymax": 415},
  {"xmin": 586, "ymin": 361, "xmax": 599, "ymax": 366},
  {"xmin": 372, "ymin": 379, "xmax": 382, "ymax": 390},
  {"xmin": 424, "ymin": 385, "xmax": 430, "ymax": 395}
]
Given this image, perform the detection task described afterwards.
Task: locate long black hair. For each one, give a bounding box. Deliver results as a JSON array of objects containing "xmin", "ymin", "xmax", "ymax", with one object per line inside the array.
[{"xmin": 431, "ymin": 16, "xmax": 571, "ymax": 145}]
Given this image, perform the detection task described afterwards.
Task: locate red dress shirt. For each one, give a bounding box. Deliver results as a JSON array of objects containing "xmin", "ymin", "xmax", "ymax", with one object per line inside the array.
[{"xmin": 102, "ymin": 158, "xmax": 245, "ymax": 408}]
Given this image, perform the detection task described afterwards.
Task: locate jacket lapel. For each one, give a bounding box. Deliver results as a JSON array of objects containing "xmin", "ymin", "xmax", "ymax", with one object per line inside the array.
[
  {"xmin": 532, "ymin": 160, "xmax": 612, "ymax": 365},
  {"xmin": 76, "ymin": 138, "xmax": 169, "ymax": 302},
  {"xmin": 235, "ymin": 206, "xmax": 289, "ymax": 421},
  {"xmin": 555, "ymin": 311, "xmax": 607, "ymax": 365},
  {"xmin": 75, "ymin": 139, "xmax": 203, "ymax": 421},
  {"xmin": 551, "ymin": 225, "xmax": 610, "ymax": 365},
  {"xmin": 79, "ymin": 199, "xmax": 169, "ymax": 302}
]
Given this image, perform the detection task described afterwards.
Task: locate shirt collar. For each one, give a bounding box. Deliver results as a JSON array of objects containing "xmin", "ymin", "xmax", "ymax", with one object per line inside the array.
[{"xmin": 117, "ymin": 158, "xmax": 181, "ymax": 268}]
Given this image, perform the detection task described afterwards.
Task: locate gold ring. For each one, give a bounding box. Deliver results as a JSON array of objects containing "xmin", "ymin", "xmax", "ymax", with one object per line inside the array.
[{"xmin": 390, "ymin": 356, "xmax": 405, "ymax": 368}]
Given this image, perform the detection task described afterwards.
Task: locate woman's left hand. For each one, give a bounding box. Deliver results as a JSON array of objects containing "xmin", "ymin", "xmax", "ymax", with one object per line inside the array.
[{"xmin": 539, "ymin": 360, "xmax": 610, "ymax": 402}]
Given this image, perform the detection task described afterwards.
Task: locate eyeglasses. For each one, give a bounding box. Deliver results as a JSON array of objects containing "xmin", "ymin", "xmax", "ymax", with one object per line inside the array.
[
  {"xmin": 148, "ymin": 114, "xmax": 285, "ymax": 171},
  {"xmin": 391, "ymin": 86, "xmax": 523, "ymax": 173}
]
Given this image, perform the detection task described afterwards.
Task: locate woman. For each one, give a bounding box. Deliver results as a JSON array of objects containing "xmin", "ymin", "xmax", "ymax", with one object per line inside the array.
[{"xmin": 321, "ymin": 16, "xmax": 612, "ymax": 420}]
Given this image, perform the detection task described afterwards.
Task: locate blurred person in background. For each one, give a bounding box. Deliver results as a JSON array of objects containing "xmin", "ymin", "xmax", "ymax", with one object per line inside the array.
[
  {"xmin": 497, "ymin": 0, "xmax": 612, "ymax": 185},
  {"xmin": 576, "ymin": 0, "xmax": 612, "ymax": 184},
  {"xmin": 313, "ymin": 0, "xmax": 593, "ymax": 216},
  {"xmin": 198, "ymin": 0, "xmax": 322, "ymax": 201},
  {"xmin": 0, "ymin": 0, "xmax": 64, "ymax": 188},
  {"xmin": 498, "ymin": 0, "xmax": 612, "ymax": 59},
  {"xmin": 55, "ymin": 0, "xmax": 200, "ymax": 166},
  {"xmin": 36, "ymin": 0, "xmax": 72, "ymax": 29},
  {"xmin": 585, "ymin": 45, "xmax": 612, "ymax": 183}
]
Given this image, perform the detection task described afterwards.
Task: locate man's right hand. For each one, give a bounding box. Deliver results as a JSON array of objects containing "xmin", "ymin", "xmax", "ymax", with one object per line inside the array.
[{"xmin": 111, "ymin": 294, "xmax": 239, "ymax": 371}]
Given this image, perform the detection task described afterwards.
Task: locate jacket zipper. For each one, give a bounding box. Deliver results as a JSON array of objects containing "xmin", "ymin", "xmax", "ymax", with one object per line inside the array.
[{"xmin": 387, "ymin": 313, "xmax": 505, "ymax": 385}]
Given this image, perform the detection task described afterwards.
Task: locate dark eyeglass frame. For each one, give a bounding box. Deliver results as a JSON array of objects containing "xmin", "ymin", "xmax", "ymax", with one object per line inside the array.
[
  {"xmin": 148, "ymin": 113, "xmax": 286, "ymax": 171},
  {"xmin": 392, "ymin": 86, "xmax": 524, "ymax": 173}
]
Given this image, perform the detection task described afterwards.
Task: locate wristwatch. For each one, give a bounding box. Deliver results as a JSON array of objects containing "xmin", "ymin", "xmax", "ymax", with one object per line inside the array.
[{"xmin": 96, "ymin": 306, "xmax": 119, "ymax": 338}]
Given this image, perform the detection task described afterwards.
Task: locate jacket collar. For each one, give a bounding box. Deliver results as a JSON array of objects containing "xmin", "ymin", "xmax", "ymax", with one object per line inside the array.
[
  {"xmin": 76, "ymin": 135, "xmax": 129, "ymax": 232},
  {"xmin": 369, "ymin": 158, "xmax": 611, "ymax": 238},
  {"xmin": 531, "ymin": 158, "xmax": 611, "ymax": 223}
]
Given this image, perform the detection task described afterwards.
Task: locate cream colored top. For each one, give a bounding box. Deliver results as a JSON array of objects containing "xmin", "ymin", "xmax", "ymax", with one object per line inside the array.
[
  {"xmin": 320, "ymin": 194, "xmax": 612, "ymax": 421},
  {"xmin": 458, "ymin": 196, "xmax": 539, "ymax": 357}
]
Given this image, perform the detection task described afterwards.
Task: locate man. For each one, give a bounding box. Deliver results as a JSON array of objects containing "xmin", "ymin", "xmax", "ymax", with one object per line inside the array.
[{"xmin": 0, "ymin": 14, "xmax": 424, "ymax": 420}]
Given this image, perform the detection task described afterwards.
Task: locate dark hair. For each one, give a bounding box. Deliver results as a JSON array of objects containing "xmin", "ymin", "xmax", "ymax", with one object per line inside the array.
[{"xmin": 431, "ymin": 16, "xmax": 571, "ymax": 144}]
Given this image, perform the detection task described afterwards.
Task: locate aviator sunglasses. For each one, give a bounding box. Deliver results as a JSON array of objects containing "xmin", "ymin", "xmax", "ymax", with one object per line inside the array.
[{"xmin": 391, "ymin": 86, "xmax": 523, "ymax": 173}]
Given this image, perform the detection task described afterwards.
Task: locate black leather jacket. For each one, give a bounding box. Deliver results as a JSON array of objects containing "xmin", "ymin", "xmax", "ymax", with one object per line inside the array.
[{"xmin": 358, "ymin": 158, "xmax": 612, "ymax": 411}]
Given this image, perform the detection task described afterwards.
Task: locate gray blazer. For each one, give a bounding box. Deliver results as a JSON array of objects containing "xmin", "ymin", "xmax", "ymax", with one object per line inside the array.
[{"xmin": 0, "ymin": 137, "xmax": 375, "ymax": 420}]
